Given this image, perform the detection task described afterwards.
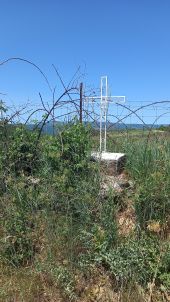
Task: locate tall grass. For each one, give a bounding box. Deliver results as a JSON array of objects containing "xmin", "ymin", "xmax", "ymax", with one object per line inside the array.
[
  {"xmin": 0, "ymin": 125, "xmax": 170, "ymax": 301},
  {"xmin": 106, "ymin": 130, "xmax": 170, "ymax": 228}
]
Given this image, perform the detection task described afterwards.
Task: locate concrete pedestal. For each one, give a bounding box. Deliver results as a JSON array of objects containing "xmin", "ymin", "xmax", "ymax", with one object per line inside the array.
[{"xmin": 91, "ymin": 152, "xmax": 126, "ymax": 175}]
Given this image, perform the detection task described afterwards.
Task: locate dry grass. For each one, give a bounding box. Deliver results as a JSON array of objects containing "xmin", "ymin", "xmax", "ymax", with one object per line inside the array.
[{"xmin": 0, "ymin": 262, "xmax": 64, "ymax": 302}]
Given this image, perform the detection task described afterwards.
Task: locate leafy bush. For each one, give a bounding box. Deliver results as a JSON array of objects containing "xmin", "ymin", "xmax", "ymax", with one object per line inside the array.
[
  {"xmin": 159, "ymin": 243, "xmax": 170, "ymax": 289},
  {"xmin": 93, "ymin": 191, "xmax": 118, "ymax": 252},
  {"xmin": 36, "ymin": 258, "xmax": 77, "ymax": 301},
  {"xmin": 1, "ymin": 208, "xmax": 35, "ymax": 266},
  {"xmin": 96, "ymin": 234, "xmax": 160, "ymax": 287},
  {"xmin": 0, "ymin": 175, "xmax": 42, "ymax": 266},
  {"xmin": 44, "ymin": 121, "xmax": 91, "ymax": 175},
  {"xmin": 5, "ymin": 126, "xmax": 40, "ymax": 175}
]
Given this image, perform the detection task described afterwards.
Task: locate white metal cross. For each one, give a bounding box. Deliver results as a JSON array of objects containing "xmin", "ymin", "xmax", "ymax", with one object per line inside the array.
[{"xmin": 85, "ymin": 76, "xmax": 125, "ymax": 152}]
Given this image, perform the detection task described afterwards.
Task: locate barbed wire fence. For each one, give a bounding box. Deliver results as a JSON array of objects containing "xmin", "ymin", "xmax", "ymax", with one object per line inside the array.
[
  {"xmin": 0, "ymin": 57, "xmax": 170, "ymax": 152},
  {"xmin": 1, "ymin": 97, "xmax": 170, "ymax": 154}
]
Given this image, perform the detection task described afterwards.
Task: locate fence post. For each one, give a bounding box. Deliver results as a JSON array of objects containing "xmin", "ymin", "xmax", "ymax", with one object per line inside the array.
[{"xmin": 79, "ymin": 82, "xmax": 83, "ymax": 123}]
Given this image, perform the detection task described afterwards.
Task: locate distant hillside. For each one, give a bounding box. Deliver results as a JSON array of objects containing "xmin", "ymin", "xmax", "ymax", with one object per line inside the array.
[
  {"xmin": 88, "ymin": 121, "xmax": 161, "ymax": 130},
  {"xmin": 27, "ymin": 121, "xmax": 64, "ymax": 135},
  {"xmin": 26, "ymin": 121, "xmax": 163, "ymax": 135}
]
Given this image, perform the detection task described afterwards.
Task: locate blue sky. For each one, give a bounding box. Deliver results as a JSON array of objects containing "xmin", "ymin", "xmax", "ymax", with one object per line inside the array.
[{"xmin": 0, "ymin": 0, "xmax": 170, "ymax": 124}]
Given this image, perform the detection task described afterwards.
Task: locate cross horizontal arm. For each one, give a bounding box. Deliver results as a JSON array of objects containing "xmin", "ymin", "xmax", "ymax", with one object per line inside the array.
[
  {"xmin": 85, "ymin": 95, "xmax": 125, "ymax": 99},
  {"xmin": 84, "ymin": 96, "xmax": 126, "ymax": 102}
]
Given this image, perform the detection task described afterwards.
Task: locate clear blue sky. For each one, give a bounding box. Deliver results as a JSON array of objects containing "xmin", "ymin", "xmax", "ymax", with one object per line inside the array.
[{"xmin": 0, "ymin": 0, "xmax": 170, "ymax": 124}]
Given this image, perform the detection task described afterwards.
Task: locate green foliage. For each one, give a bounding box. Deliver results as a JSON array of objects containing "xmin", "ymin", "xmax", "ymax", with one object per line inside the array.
[
  {"xmin": 159, "ymin": 244, "xmax": 170, "ymax": 289},
  {"xmin": 96, "ymin": 234, "xmax": 160, "ymax": 287},
  {"xmin": 0, "ymin": 120, "xmax": 170, "ymax": 300},
  {"xmin": 68, "ymin": 190, "xmax": 119, "ymax": 273},
  {"xmin": 135, "ymin": 176, "xmax": 170, "ymax": 228},
  {"xmin": 160, "ymin": 273, "xmax": 170, "ymax": 289},
  {"xmin": 0, "ymin": 172, "xmax": 42, "ymax": 266},
  {"xmin": 36, "ymin": 259, "xmax": 77, "ymax": 301},
  {"xmin": 1, "ymin": 208, "xmax": 35, "ymax": 266},
  {"xmin": 159, "ymin": 124, "xmax": 170, "ymax": 131},
  {"xmin": 59, "ymin": 122, "xmax": 91, "ymax": 169},
  {"xmin": 6, "ymin": 127, "xmax": 40, "ymax": 175},
  {"xmin": 44, "ymin": 121, "xmax": 91, "ymax": 173},
  {"xmin": 122, "ymin": 138, "xmax": 170, "ymax": 228},
  {"xmin": 93, "ymin": 190, "xmax": 118, "ymax": 252}
]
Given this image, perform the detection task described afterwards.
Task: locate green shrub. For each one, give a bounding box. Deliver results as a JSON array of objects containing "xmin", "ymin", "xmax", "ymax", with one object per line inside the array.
[
  {"xmin": 44, "ymin": 121, "xmax": 91, "ymax": 176},
  {"xmin": 96, "ymin": 235, "xmax": 160, "ymax": 287},
  {"xmin": 159, "ymin": 243, "xmax": 170, "ymax": 289},
  {"xmin": 1, "ymin": 208, "xmax": 35, "ymax": 266},
  {"xmin": 36, "ymin": 258, "xmax": 77, "ymax": 301},
  {"xmin": 5, "ymin": 127, "xmax": 40, "ymax": 175}
]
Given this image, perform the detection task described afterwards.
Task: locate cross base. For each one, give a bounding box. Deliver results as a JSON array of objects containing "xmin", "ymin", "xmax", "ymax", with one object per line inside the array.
[{"xmin": 91, "ymin": 151, "xmax": 126, "ymax": 175}]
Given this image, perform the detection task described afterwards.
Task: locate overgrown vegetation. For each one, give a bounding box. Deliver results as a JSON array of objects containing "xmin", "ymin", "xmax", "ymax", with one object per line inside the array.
[{"xmin": 0, "ymin": 113, "xmax": 170, "ymax": 301}]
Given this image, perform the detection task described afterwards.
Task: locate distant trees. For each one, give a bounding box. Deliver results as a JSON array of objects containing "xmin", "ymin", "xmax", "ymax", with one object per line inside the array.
[{"xmin": 159, "ymin": 124, "xmax": 170, "ymax": 131}]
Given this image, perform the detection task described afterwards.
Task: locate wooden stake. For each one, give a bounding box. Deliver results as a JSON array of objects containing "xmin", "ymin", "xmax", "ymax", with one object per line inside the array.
[{"xmin": 79, "ymin": 82, "xmax": 83, "ymax": 123}]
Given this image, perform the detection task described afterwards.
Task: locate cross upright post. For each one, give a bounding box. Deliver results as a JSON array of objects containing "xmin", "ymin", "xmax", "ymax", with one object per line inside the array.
[
  {"xmin": 84, "ymin": 76, "xmax": 125, "ymax": 153},
  {"xmin": 100, "ymin": 76, "xmax": 109, "ymax": 152}
]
